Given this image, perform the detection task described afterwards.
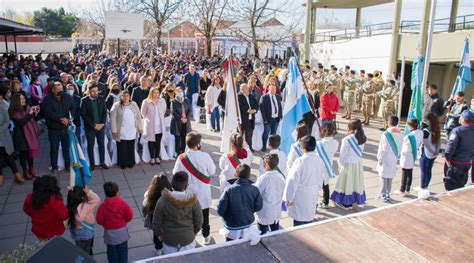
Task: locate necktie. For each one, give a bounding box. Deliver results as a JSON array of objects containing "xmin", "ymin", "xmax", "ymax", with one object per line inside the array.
[{"xmin": 271, "ymin": 95, "xmax": 278, "ymax": 116}]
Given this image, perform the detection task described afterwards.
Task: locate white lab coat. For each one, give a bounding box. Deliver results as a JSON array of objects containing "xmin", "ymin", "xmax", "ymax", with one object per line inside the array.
[
  {"xmin": 172, "ymin": 150, "xmax": 216, "ymax": 209},
  {"xmin": 376, "ymin": 127, "xmax": 403, "ymax": 178},
  {"xmin": 400, "ymin": 129, "xmax": 423, "ymax": 169},
  {"xmin": 255, "ymin": 170, "xmax": 285, "ymax": 225},
  {"xmin": 218, "ymin": 149, "xmax": 253, "ymax": 192},
  {"xmin": 283, "ymin": 151, "xmax": 328, "ymax": 222},
  {"xmin": 316, "ymin": 137, "xmax": 339, "ymax": 180},
  {"xmin": 258, "ymin": 149, "xmax": 287, "ymax": 176},
  {"xmin": 286, "ymin": 142, "xmax": 302, "ymax": 172}
]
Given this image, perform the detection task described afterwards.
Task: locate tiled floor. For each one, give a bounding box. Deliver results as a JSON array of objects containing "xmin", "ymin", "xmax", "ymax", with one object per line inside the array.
[{"xmin": 0, "ymin": 112, "xmax": 453, "ymax": 262}]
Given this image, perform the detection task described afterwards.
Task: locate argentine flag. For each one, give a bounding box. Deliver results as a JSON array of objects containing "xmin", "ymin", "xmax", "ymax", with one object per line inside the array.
[
  {"xmin": 451, "ymin": 38, "xmax": 471, "ymax": 96},
  {"xmin": 280, "ymin": 57, "xmax": 312, "ymax": 154},
  {"xmin": 68, "ymin": 125, "xmax": 91, "ymax": 187}
]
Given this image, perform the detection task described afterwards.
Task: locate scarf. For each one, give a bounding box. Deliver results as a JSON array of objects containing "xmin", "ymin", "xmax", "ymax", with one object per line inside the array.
[
  {"xmin": 234, "ymin": 148, "xmax": 248, "ymax": 159},
  {"xmin": 13, "ymin": 108, "xmax": 41, "ymax": 159}
]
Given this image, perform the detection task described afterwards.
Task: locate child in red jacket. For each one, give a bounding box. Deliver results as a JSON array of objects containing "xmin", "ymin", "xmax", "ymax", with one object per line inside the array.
[
  {"xmin": 320, "ymin": 84, "xmax": 340, "ymax": 126},
  {"xmin": 96, "ymin": 182, "xmax": 133, "ymax": 263},
  {"xmin": 23, "ymin": 175, "xmax": 68, "ymax": 241}
]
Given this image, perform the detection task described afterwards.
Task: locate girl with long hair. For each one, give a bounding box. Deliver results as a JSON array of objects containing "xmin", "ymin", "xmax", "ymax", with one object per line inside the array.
[
  {"xmin": 23, "ymin": 175, "xmax": 68, "ymax": 240},
  {"xmin": 286, "ymin": 123, "xmax": 310, "ymax": 171},
  {"xmin": 67, "ymin": 186, "xmax": 101, "ymax": 255},
  {"xmin": 142, "ymin": 174, "xmax": 172, "ymax": 255},
  {"xmin": 331, "ymin": 119, "xmax": 367, "ymax": 209},
  {"xmin": 141, "ymin": 87, "xmax": 167, "ymax": 165},
  {"xmin": 418, "ymin": 112, "xmax": 441, "ymax": 190}
]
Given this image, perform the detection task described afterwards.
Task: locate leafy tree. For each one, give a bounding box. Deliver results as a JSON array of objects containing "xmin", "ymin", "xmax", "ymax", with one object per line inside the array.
[{"xmin": 32, "ymin": 8, "xmax": 78, "ymax": 37}]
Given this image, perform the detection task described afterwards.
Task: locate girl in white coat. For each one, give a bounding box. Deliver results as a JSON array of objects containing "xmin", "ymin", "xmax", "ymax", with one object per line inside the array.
[
  {"xmin": 286, "ymin": 123, "xmax": 310, "ymax": 172},
  {"xmin": 284, "ymin": 136, "xmax": 328, "ymax": 226},
  {"xmin": 376, "ymin": 116, "xmax": 403, "ymax": 201},
  {"xmin": 219, "ymin": 133, "xmax": 253, "ymax": 192},
  {"xmin": 330, "ymin": 119, "xmax": 367, "ymax": 210},
  {"xmin": 317, "ymin": 122, "xmax": 339, "ymax": 209}
]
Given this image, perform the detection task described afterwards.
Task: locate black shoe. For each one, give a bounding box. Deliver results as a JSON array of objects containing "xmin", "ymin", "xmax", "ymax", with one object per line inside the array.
[
  {"xmin": 128, "ymin": 164, "xmax": 134, "ymax": 169},
  {"xmin": 260, "ymin": 148, "xmax": 267, "ymax": 152},
  {"xmin": 90, "ymin": 166, "xmax": 95, "ymax": 172},
  {"xmin": 100, "ymin": 163, "xmax": 109, "ymax": 170},
  {"xmin": 120, "ymin": 165, "xmax": 127, "ymax": 169}
]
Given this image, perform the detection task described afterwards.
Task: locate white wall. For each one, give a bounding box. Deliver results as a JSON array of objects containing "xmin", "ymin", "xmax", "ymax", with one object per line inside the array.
[{"xmin": 0, "ymin": 40, "xmax": 72, "ymax": 54}]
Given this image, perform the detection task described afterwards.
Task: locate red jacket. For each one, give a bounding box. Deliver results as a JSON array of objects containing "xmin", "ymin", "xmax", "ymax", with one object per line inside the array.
[
  {"xmin": 23, "ymin": 193, "xmax": 68, "ymax": 239},
  {"xmin": 96, "ymin": 196, "xmax": 133, "ymax": 230},
  {"xmin": 320, "ymin": 92, "xmax": 340, "ymax": 120}
]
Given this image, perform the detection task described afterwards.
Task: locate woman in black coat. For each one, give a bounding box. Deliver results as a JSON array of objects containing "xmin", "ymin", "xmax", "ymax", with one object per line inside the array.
[{"xmin": 170, "ymin": 87, "xmax": 192, "ymax": 155}]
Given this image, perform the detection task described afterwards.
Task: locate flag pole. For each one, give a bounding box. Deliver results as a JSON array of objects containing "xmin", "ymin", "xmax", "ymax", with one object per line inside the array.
[
  {"xmin": 420, "ymin": 0, "xmax": 437, "ymax": 117},
  {"xmin": 228, "ymin": 54, "xmax": 242, "ymax": 133},
  {"xmin": 446, "ymin": 37, "xmax": 468, "ymax": 114},
  {"xmin": 397, "ymin": 56, "xmax": 406, "ymax": 120}
]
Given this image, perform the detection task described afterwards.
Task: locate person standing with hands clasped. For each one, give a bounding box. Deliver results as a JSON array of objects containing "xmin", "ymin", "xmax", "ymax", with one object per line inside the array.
[
  {"xmin": 141, "ymin": 87, "xmax": 167, "ymax": 165},
  {"xmin": 320, "ymin": 81, "xmax": 340, "ymax": 126}
]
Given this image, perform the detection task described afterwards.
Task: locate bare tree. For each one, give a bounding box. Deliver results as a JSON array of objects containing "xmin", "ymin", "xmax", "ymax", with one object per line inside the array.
[
  {"xmin": 228, "ymin": 0, "xmax": 300, "ymax": 57},
  {"xmin": 135, "ymin": 0, "xmax": 182, "ymax": 47},
  {"xmin": 188, "ymin": 0, "xmax": 229, "ymax": 56}
]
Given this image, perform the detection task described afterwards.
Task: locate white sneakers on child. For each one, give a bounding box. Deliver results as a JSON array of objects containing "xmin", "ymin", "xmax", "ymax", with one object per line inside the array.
[
  {"xmin": 203, "ymin": 236, "xmax": 212, "ymax": 245},
  {"xmin": 154, "ymin": 248, "xmax": 162, "ymax": 256}
]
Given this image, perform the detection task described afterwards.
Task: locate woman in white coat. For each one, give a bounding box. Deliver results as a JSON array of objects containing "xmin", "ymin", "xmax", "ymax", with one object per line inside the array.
[
  {"xmin": 218, "ymin": 133, "xmax": 253, "ymax": 192},
  {"xmin": 141, "ymin": 87, "xmax": 167, "ymax": 165},
  {"xmin": 284, "ymin": 136, "xmax": 327, "ymax": 226}
]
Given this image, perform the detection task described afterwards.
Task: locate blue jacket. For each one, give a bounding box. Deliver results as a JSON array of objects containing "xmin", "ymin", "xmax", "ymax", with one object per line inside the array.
[
  {"xmin": 217, "ymin": 178, "xmax": 263, "ymax": 230},
  {"xmin": 445, "ymin": 124, "xmax": 474, "ymax": 163}
]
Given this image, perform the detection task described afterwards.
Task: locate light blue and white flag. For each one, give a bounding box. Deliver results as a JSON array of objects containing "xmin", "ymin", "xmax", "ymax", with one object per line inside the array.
[
  {"xmin": 68, "ymin": 125, "xmax": 91, "ymax": 188},
  {"xmin": 280, "ymin": 57, "xmax": 312, "ymax": 154},
  {"xmin": 451, "ymin": 38, "xmax": 471, "ymax": 96}
]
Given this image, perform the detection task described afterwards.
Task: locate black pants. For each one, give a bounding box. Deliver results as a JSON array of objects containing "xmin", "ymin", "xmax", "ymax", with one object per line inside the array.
[
  {"xmin": 322, "ymin": 183, "xmax": 330, "ymax": 206},
  {"xmin": 85, "ymin": 129, "xmax": 105, "ymax": 167},
  {"xmin": 175, "ymin": 124, "xmax": 187, "ymax": 155},
  {"xmin": 202, "ymin": 208, "xmax": 210, "ymax": 238},
  {"xmin": 0, "ymin": 147, "xmax": 18, "ymax": 175},
  {"xmin": 18, "ymin": 150, "xmax": 33, "ymax": 172},
  {"xmin": 148, "ymin": 133, "xmax": 163, "ymax": 159},
  {"xmin": 75, "ymin": 238, "xmax": 94, "ymax": 256},
  {"xmin": 48, "ymin": 128, "xmax": 69, "ymax": 170},
  {"xmin": 153, "ymin": 234, "xmax": 163, "ymax": 250},
  {"xmin": 243, "ymin": 128, "xmax": 253, "ymax": 151},
  {"xmin": 444, "ymin": 163, "xmax": 470, "ymax": 191},
  {"xmin": 258, "ymin": 222, "xmax": 279, "ymax": 235},
  {"xmin": 117, "ymin": 140, "xmax": 135, "ymax": 167},
  {"xmin": 400, "ymin": 168, "xmax": 413, "ymax": 192}
]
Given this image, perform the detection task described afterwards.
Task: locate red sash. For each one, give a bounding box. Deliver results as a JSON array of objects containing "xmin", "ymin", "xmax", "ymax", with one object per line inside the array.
[
  {"xmin": 179, "ymin": 153, "xmax": 210, "ymax": 184},
  {"xmin": 227, "ymin": 152, "xmax": 241, "ymax": 169}
]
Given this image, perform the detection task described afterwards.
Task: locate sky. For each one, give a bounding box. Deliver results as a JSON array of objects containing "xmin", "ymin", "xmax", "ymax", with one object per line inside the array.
[{"xmin": 1, "ymin": 0, "xmax": 473, "ymax": 28}]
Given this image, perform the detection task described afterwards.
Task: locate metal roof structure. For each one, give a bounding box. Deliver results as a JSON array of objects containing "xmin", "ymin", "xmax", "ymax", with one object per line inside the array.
[
  {"xmin": 302, "ymin": 0, "xmax": 394, "ymax": 9},
  {"xmin": 0, "ymin": 17, "xmax": 43, "ymax": 36}
]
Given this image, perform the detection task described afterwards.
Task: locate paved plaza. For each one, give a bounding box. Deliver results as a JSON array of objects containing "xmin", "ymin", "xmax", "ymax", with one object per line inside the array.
[{"xmin": 0, "ymin": 112, "xmax": 451, "ymax": 262}]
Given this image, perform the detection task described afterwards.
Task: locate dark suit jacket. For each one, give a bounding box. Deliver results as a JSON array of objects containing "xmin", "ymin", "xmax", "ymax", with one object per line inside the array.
[
  {"xmin": 80, "ymin": 95, "xmax": 107, "ymax": 131},
  {"xmin": 170, "ymin": 98, "xmax": 192, "ymax": 136},
  {"xmin": 238, "ymin": 93, "xmax": 259, "ymax": 130},
  {"xmin": 259, "ymin": 93, "xmax": 282, "ymax": 123}
]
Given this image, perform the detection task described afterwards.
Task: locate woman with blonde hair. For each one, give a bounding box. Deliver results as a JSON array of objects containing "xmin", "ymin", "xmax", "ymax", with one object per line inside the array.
[{"xmin": 141, "ymin": 87, "xmax": 167, "ymax": 165}]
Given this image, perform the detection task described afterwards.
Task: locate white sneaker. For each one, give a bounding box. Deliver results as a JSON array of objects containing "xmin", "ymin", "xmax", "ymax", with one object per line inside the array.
[
  {"xmin": 154, "ymin": 248, "xmax": 162, "ymax": 256},
  {"xmin": 393, "ymin": 190, "xmax": 404, "ymax": 195},
  {"xmin": 203, "ymin": 236, "xmax": 212, "ymax": 245},
  {"xmin": 413, "ymin": 186, "xmax": 422, "ymax": 191},
  {"xmin": 403, "ymin": 191, "xmax": 411, "ymax": 197}
]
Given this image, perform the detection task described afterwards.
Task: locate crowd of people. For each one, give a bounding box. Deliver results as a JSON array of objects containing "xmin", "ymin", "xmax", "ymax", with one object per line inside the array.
[{"xmin": 0, "ymin": 49, "xmax": 473, "ymax": 262}]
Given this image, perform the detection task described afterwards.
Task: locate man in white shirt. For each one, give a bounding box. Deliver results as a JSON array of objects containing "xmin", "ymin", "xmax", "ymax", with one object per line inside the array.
[{"xmin": 259, "ymin": 83, "xmax": 282, "ymax": 151}]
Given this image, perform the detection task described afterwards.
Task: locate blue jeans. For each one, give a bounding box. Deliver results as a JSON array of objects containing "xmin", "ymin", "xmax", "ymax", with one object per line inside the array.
[
  {"xmin": 258, "ymin": 222, "xmax": 280, "ymax": 235},
  {"xmin": 107, "ymin": 241, "xmax": 128, "ymax": 263},
  {"xmin": 48, "ymin": 128, "xmax": 70, "ymax": 170},
  {"xmin": 420, "ymin": 148, "xmax": 436, "ymax": 189},
  {"xmin": 262, "ymin": 118, "xmax": 279, "ymax": 150},
  {"xmin": 210, "ymin": 107, "xmax": 220, "ymax": 130},
  {"xmin": 293, "ymin": 220, "xmax": 312, "ymax": 227}
]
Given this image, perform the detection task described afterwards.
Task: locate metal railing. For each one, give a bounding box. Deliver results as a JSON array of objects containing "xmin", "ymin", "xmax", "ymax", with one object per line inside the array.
[{"xmin": 312, "ymin": 14, "xmax": 474, "ymax": 43}]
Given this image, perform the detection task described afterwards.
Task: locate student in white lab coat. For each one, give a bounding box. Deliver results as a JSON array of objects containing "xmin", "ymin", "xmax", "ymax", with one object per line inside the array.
[
  {"xmin": 255, "ymin": 153, "xmax": 286, "ymax": 234},
  {"xmin": 258, "ymin": 134, "xmax": 286, "ymax": 175},
  {"xmin": 316, "ymin": 122, "xmax": 339, "ymax": 209},
  {"xmin": 219, "ymin": 133, "xmax": 253, "ymax": 192},
  {"xmin": 376, "ymin": 116, "xmax": 403, "ymax": 201},
  {"xmin": 395, "ymin": 118, "xmax": 423, "ymax": 196},
  {"xmin": 286, "ymin": 123, "xmax": 310, "ymax": 172},
  {"xmin": 172, "ymin": 131, "xmax": 216, "ymax": 245},
  {"xmin": 283, "ymin": 135, "xmax": 328, "ymax": 226}
]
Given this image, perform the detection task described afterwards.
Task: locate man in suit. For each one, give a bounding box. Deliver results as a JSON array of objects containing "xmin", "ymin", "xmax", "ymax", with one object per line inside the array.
[
  {"xmin": 238, "ymin": 83, "xmax": 259, "ymax": 151},
  {"xmin": 259, "ymin": 83, "xmax": 282, "ymax": 151},
  {"xmin": 80, "ymin": 83, "xmax": 108, "ymax": 170}
]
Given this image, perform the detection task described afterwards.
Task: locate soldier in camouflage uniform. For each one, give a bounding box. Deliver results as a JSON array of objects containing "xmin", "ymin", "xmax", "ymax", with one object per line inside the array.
[
  {"xmin": 372, "ymin": 71, "xmax": 385, "ymax": 118},
  {"xmin": 355, "ymin": 69, "xmax": 367, "ymax": 112},
  {"xmin": 314, "ymin": 65, "xmax": 326, "ymax": 96},
  {"xmin": 328, "ymin": 66, "xmax": 341, "ymax": 105},
  {"xmin": 362, "ymin": 73, "xmax": 375, "ymax": 125},
  {"xmin": 379, "ymin": 79, "xmax": 398, "ymax": 130},
  {"xmin": 341, "ymin": 70, "xmax": 358, "ymax": 119}
]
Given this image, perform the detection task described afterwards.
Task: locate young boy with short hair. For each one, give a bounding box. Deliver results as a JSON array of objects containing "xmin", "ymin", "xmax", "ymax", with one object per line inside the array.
[
  {"xmin": 153, "ymin": 172, "xmax": 203, "ymax": 255},
  {"xmin": 258, "ymin": 134, "xmax": 287, "ymax": 175}
]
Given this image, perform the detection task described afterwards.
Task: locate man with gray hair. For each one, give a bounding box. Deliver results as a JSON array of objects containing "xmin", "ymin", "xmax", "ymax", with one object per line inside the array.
[{"xmin": 238, "ymin": 83, "xmax": 259, "ymax": 151}]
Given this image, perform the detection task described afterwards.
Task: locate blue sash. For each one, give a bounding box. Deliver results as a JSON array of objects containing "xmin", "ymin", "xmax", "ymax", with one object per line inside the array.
[
  {"xmin": 384, "ymin": 132, "xmax": 399, "ymax": 157},
  {"xmin": 347, "ymin": 136, "xmax": 362, "ymax": 158},
  {"xmin": 316, "ymin": 142, "xmax": 334, "ymax": 178},
  {"xmin": 293, "ymin": 143, "xmax": 302, "ymax": 157}
]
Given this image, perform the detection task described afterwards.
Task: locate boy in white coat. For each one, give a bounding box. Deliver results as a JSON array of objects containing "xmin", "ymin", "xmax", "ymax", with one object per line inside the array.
[
  {"xmin": 258, "ymin": 135, "xmax": 287, "ymax": 175},
  {"xmin": 172, "ymin": 132, "xmax": 216, "ymax": 245},
  {"xmin": 255, "ymin": 153, "xmax": 286, "ymax": 234},
  {"xmin": 316, "ymin": 122, "xmax": 339, "ymax": 209},
  {"xmin": 284, "ymin": 136, "xmax": 328, "ymax": 226},
  {"xmin": 376, "ymin": 116, "xmax": 403, "ymax": 201},
  {"xmin": 395, "ymin": 118, "xmax": 423, "ymax": 196}
]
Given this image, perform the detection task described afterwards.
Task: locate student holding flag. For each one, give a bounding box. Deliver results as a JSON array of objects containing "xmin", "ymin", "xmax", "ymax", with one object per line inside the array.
[
  {"xmin": 218, "ymin": 133, "xmax": 253, "ymax": 192},
  {"xmin": 376, "ymin": 116, "xmax": 403, "ymax": 202},
  {"xmin": 316, "ymin": 122, "xmax": 339, "ymax": 209},
  {"xmin": 331, "ymin": 119, "xmax": 367, "ymax": 210},
  {"xmin": 172, "ymin": 132, "xmax": 216, "ymax": 245}
]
